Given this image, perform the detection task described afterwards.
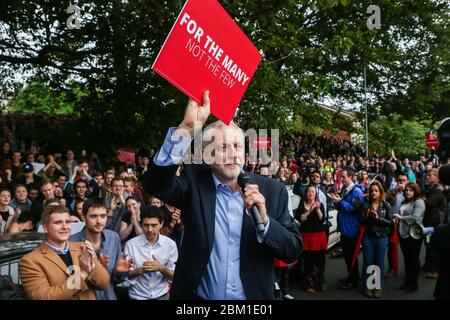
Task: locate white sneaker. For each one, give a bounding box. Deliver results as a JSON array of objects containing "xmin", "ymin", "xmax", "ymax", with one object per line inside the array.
[{"xmin": 283, "ymin": 293, "xmax": 295, "ymax": 300}]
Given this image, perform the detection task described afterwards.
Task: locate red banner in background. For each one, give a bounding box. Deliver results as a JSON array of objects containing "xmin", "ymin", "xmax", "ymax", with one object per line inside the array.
[
  {"xmin": 152, "ymin": 0, "xmax": 262, "ymax": 124},
  {"xmin": 252, "ymin": 137, "xmax": 271, "ymax": 151},
  {"xmin": 117, "ymin": 147, "xmax": 136, "ymax": 164},
  {"xmin": 426, "ymin": 131, "xmax": 439, "ymax": 149}
]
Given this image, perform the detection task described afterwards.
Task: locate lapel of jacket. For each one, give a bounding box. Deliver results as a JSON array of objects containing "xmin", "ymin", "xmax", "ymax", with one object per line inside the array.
[
  {"xmin": 41, "ymin": 242, "xmax": 71, "ymax": 276},
  {"xmin": 198, "ymin": 167, "xmax": 216, "ymax": 254},
  {"xmin": 68, "ymin": 242, "xmax": 81, "ymax": 270}
]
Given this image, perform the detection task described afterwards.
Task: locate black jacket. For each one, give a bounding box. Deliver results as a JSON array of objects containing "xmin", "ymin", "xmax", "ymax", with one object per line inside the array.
[
  {"xmin": 143, "ymin": 163, "xmax": 301, "ymax": 300},
  {"xmin": 295, "ymin": 201, "xmax": 327, "ymax": 233},
  {"xmin": 359, "ymin": 200, "xmax": 393, "ymax": 238},
  {"xmin": 423, "ymin": 183, "xmax": 446, "ymax": 227},
  {"xmin": 432, "ymin": 224, "xmax": 450, "ymax": 300}
]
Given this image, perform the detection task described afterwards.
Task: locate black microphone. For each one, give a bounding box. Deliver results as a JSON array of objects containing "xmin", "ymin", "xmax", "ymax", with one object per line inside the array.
[{"xmin": 237, "ymin": 170, "xmax": 265, "ymax": 234}]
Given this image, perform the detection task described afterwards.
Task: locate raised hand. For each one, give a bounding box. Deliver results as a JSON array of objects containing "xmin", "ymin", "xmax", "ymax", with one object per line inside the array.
[
  {"xmin": 99, "ymin": 254, "xmax": 109, "ymax": 269},
  {"xmin": 171, "ymin": 209, "xmax": 181, "ymax": 224},
  {"xmin": 79, "ymin": 246, "xmax": 94, "ymax": 274},
  {"xmin": 178, "ymin": 91, "xmax": 210, "ymax": 136},
  {"xmin": 115, "ymin": 254, "xmax": 133, "ymax": 273},
  {"xmin": 143, "ymin": 255, "xmax": 164, "ymax": 273}
]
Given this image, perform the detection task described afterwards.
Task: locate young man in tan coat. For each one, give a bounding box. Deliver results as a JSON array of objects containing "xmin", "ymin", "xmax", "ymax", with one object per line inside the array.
[{"xmin": 19, "ymin": 205, "xmax": 110, "ymax": 300}]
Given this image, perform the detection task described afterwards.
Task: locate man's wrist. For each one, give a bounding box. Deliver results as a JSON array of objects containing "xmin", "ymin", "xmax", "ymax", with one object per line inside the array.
[
  {"xmin": 177, "ymin": 122, "xmax": 195, "ymax": 136},
  {"xmin": 80, "ymin": 270, "xmax": 89, "ymax": 280}
]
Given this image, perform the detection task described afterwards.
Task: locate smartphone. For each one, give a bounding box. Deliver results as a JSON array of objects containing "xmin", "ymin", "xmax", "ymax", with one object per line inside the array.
[{"xmin": 127, "ymin": 168, "xmax": 132, "ymax": 176}]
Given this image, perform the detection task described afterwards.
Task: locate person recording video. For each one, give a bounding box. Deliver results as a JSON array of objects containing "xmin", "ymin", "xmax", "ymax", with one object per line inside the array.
[{"xmin": 142, "ymin": 91, "xmax": 301, "ymax": 300}]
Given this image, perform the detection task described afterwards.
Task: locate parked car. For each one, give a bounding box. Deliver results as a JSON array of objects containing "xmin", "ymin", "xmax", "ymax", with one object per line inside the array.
[{"xmin": 0, "ymin": 233, "xmax": 45, "ymax": 285}]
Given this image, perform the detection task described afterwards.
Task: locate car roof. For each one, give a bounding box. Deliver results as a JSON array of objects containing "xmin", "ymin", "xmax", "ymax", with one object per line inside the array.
[{"xmin": 0, "ymin": 232, "xmax": 45, "ymax": 263}]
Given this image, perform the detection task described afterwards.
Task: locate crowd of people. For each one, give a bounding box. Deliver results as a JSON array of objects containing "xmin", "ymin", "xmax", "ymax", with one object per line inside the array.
[{"xmin": 0, "ymin": 112, "xmax": 449, "ymax": 300}]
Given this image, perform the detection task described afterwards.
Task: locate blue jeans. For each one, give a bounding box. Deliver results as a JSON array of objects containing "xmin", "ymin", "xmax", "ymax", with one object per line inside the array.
[{"xmin": 362, "ymin": 235, "xmax": 388, "ymax": 286}]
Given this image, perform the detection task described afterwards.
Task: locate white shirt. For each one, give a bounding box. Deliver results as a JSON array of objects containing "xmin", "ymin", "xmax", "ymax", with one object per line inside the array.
[{"xmin": 124, "ymin": 234, "xmax": 178, "ymax": 300}]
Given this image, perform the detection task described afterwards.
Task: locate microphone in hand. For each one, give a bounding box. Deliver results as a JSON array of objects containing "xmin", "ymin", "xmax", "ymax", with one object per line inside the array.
[{"xmin": 238, "ymin": 170, "xmax": 265, "ymax": 234}]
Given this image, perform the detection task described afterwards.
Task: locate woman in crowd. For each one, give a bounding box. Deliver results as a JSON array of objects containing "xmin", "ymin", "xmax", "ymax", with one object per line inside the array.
[
  {"xmin": 356, "ymin": 171, "xmax": 369, "ymax": 194},
  {"xmin": 0, "ymin": 188, "xmax": 14, "ymax": 234},
  {"xmin": 295, "ymin": 185, "xmax": 328, "ymax": 293},
  {"xmin": 10, "ymin": 184, "xmax": 32, "ymax": 212},
  {"xmin": 323, "ymin": 171, "xmax": 334, "ymax": 189},
  {"xmin": 120, "ymin": 195, "xmax": 144, "ymax": 242},
  {"xmin": 7, "ymin": 211, "xmax": 34, "ymax": 234},
  {"xmin": 359, "ymin": 181, "xmax": 393, "ymax": 298},
  {"xmin": 393, "ymin": 182, "xmax": 425, "ymax": 293}
]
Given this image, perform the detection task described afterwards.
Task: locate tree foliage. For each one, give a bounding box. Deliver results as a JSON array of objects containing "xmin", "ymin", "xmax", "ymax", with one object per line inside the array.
[
  {"xmin": 1, "ymin": 0, "xmax": 448, "ymax": 155},
  {"xmin": 364, "ymin": 113, "xmax": 430, "ymax": 156}
]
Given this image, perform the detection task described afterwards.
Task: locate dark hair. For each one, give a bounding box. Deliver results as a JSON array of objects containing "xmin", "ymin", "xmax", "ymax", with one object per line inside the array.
[
  {"xmin": 0, "ymin": 188, "xmax": 11, "ymax": 195},
  {"xmin": 141, "ymin": 207, "xmax": 165, "ymax": 224},
  {"xmin": 77, "ymin": 158, "xmax": 88, "ymax": 165},
  {"xmin": 17, "ymin": 211, "xmax": 33, "ymax": 224},
  {"xmin": 342, "ymin": 168, "xmax": 355, "ymax": 178},
  {"xmin": 125, "ymin": 195, "xmax": 140, "ymax": 204},
  {"xmin": 82, "ymin": 198, "xmax": 105, "ymax": 216},
  {"xmin": 403, "ymin": 182, "xmax": 422, "ymax": 204},
  {"xmin": 93, "ymin": 171, "xmax": 103, "ymax": 178},
  {"xmin": 43, "ymin": 198, "xmax": 60, "ymax": 208},
  {"xmin": 303, "ymin": 184, "xmax": 319, "ymax": 202},
  {"xmin": 111, "ymin": 177, "xmax": 123, "ymax": 185},
  {"xmin": 74, "ymin": 179, "xmax": 88, "ymax": 188},
  {"xmin": 14, "ymin": 184, "xmax": 27, "ymax": 192},
  {"xmin": 40, "ymin": 179, "xmax": 53, "ymax": 188},
  {"xmin": 309, "ymin": 170, "xmax": 321, "ymax": 177}
]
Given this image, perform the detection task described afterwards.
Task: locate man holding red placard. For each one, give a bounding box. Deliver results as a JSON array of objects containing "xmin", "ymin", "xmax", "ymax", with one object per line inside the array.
[{"xmin": 143, "ymin": 91, "xmax": 301, "ymax": 300}]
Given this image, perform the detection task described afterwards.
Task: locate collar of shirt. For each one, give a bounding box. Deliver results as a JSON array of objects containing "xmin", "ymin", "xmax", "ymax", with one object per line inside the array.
[
  {"xmin": 139, "ymin": 233, "xmax": 163, "ymax": 248},
  {"xmin": 45, "ymin": 241, "xmax": 69, "ymax": 255},
  {"xmin": 78, "ymin": 228, "xmax": 106, "ymax": 251},
  {"xmin": 211, "ymin": 173, "xmax": 240, "ymax": 196}
]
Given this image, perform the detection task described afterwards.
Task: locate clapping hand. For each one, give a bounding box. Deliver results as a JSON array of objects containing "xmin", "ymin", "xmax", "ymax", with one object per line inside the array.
[
  {"xmin": 115, "ymin": 254, "xmax": 133, "ymax": 273},
  {"xmin": 143, "ymin": 255, "xmax": 164, "ymax": 273},
  {"xmin": 79, "ymin": 241, "xmax": 96, "ymax": 274},
  {"xmin": 171, "ymin": 208, "xmax": 181, "ymax": 225},
  {"xmin": 99, "ymin": 254, "xmax": 109, "ymax": 269}
]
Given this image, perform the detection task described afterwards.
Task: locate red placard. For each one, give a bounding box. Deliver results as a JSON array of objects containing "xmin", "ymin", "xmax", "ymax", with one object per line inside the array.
[
  {"xmin": 152, "ymin": 0, "xmax": 262, "ymax": 124},
  {"xmin": 117, "ymin": 147, "xmax": 136, "ymax": 164}
]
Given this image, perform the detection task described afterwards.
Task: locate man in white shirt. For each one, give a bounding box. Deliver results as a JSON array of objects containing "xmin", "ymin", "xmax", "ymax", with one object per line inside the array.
[{"xmin": 124, "ymin": 207, "xmax": 178, "ymax": 300}]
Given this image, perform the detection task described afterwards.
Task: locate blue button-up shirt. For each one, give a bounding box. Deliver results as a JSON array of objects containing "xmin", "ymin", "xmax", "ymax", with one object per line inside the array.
[
  {"xmin": 197, "ymin": 174, "xmax": 246, "ymax": 299},
  {"xmin": 45, "ymin": 241, "xmax": 69, "ymax": 254},
  {"xmin": 70, "ymin": 228, "xmax": 122, "ymax": 300}
]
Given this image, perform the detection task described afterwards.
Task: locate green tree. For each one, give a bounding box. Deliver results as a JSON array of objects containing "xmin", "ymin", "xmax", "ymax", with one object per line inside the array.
[
  {"xmin": 364, "ymin": 114, "xmax": 429, "ymax": 156},
  {"xmin": 9, "ymin": 79, "xmax": 83, "ymax": 115},
  {"xmin": 1, "ymin": 0, "xmax": 448, "ymax": 154}
]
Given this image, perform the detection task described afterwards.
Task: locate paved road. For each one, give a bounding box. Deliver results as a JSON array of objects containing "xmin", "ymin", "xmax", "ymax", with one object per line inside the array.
[{"xmin": 286, "ymin": 243, "xmax": 436, "ymax": 300}]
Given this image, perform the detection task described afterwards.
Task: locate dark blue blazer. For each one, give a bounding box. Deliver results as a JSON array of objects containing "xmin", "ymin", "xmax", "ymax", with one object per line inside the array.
[{"xmin": 143, "ymin": 162, "xmax": 301, "ymax": 300}]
